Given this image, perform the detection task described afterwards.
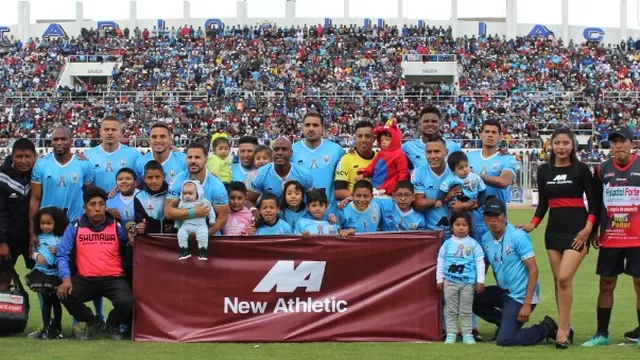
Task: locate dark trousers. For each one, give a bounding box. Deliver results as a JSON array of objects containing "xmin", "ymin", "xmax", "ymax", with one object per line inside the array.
[
  {"xmin": 8, "ymin": 238, "xmax": 35, "ymax": 270},
  {"xmin": 61, "ymin": 276, "xmax": 132, "ymax": 326},
  {"xmin": 473, "ymin": 286, "xmax": 549, "ymax": 346}
]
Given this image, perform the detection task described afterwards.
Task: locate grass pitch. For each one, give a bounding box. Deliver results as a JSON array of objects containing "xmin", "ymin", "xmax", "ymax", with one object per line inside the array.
[{"xmin": 1, "ymin": 210, "xmax": 638, "ymax": 360}]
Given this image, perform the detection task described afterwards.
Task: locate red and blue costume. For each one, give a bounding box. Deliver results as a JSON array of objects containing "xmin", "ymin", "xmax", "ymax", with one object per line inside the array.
[{"xmin": 358, "ymin": 119, "xmax": 409, "ymax": 195}]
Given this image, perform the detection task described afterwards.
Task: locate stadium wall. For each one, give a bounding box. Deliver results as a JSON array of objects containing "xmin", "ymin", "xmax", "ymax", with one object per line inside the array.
[{"xmin": 0, "ymin": 0, "xmax": 635, "ymax": 45}]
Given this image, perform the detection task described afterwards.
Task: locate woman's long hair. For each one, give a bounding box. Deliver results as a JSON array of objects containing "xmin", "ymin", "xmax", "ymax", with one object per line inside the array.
[{"xmin": 549, "ymin": 126, "xmax": 579, "ymax": 167}]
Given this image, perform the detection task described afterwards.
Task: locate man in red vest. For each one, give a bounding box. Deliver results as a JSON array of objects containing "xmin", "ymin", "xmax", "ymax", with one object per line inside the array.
[{"xmin": 56, "ymin": 186, "xmax": 137, "ymax": 340}]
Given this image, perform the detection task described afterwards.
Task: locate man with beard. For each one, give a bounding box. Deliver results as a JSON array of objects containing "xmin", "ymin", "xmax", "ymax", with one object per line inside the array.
[
  {"xmin": 164, "ymin": 143, "xmax": 229, "ymax": 236},
  {"xmin": 402, "ymin": 106, "xmax": 461, "ymax": 169},
  {"xmin": 29, "ymin": 127, "xmax": 99, "ymax": 335},
  {"xmin": 248, "ymin": 137, "xmax": 313, "ymax": 203},
  {"xmin": 334, "ymin": 121, "xmax": 376, "ymax": 201},
  {"xmin": 134, "ymin": 123, "xmax": 187, "ymax": 184},
  {"xmin": 231, "ymin": 136, "xmax": 259, "ymax": 182},
  {"xmin": 85, "ymin": 116, "xmax": 140, "ymax": 193},
  {"xmin": 292, "ymin": 114, "xmax": 344, "ymax": 209}
]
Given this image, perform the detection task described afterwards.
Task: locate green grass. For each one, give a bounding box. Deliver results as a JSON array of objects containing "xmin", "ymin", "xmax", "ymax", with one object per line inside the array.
[{"xmin": 1, "ymin": 210, "xmax": 639, "ymax": 359}]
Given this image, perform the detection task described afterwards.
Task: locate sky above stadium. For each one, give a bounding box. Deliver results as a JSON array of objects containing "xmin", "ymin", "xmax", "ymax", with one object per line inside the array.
[{"xmin": 0, "ymin": 0, "xmax": 639, "ymax": 29}]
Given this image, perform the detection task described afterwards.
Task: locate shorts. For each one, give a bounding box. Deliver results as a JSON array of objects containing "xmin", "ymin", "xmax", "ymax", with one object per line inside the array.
[{"xmin": 596, "ymin": 247, "xmax": 640, "ymax": 278}]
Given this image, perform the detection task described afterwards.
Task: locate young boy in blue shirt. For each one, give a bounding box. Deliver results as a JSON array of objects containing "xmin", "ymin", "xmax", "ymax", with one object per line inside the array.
[{"xmin": 339, "ymin": 180, "xmax": 381, "ymax": 237}]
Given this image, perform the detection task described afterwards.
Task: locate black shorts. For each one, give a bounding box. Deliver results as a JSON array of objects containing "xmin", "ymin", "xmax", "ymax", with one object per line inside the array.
[{"xmin": 596, "ymin": 247, "xmax": 640, "ymax": 278}]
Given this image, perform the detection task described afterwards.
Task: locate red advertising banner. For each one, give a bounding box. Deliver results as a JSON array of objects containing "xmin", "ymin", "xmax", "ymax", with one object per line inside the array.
[{"xmin": 133, "ymin": 231, "xmax": 442, "ymax": 342}]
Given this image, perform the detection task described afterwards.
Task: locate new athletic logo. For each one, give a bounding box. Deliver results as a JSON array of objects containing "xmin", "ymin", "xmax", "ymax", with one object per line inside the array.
[
  {"xmin": 253, "ymin": 260, "xmax": 326, "ymax": 293},
  {"xmin": 224, "ymin": 261, "xmax": 348, "ymax": 314},
  {"xmin": 547, "ymin": 174, "xmax": 571, "ymax": 185}
]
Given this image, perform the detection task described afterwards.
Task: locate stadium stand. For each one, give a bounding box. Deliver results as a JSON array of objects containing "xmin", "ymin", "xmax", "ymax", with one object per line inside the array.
[{"xmin": 1, "ymin": 22, "xmax": 638, "ymax": 165}]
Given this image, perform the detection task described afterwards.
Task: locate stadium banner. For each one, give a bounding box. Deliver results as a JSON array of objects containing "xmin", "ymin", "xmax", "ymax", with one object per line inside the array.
[{"xmin": 132, "ymin": 232, "xmax": 442, "ymax": 343}]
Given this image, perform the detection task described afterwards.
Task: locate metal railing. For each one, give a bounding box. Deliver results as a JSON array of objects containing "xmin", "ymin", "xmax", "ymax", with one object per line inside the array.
[
  {"xmin": 3, "ymin": 91, "xmax": 209, "ymax": 102},
  {"xmin": 602, "ymin": 90, "xmax": 640, "ymax": 101},
  {"xmin": 402, "ymin": 54, "xmax": 457, "ymax": 62},
  {"xmin": 521, "ymin": 91, "xmax": 585, "ymax": 101}
]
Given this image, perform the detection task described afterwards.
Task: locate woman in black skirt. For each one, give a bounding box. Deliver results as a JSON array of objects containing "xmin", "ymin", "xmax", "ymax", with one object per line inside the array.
[
  {"xmin": 518, "ymin": 127, "xmax": 597, "ymax": 349},
  {"xmin": 25, "ymin": 207, "xmax": 69, "ymax": 339}
]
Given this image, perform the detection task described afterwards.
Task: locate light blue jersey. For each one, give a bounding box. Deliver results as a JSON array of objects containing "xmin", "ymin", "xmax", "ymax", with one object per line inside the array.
[
  {"xmin": 106, "ymin": 191, "xmax": 140, "ymax": 226},
  {"xmin": 402, "ymin": 138, "xmax": 461, "ymax": 170},
  {"xmin": 280, "ymin": 208, "xmax": 308, "ymax": 230},
  {"xmin": 249, "ymin": 163, "xmax": 313, "ymax": 198},
  {"xmin": 167, "ymin": 172, "xmax": 228, "ymax": 206},
  {"xmin": 295, "ymin": 218, "xmax": 339, "ymax": 235},
  {"xmin": 437, "ymin": 236, "xmax": 485, "ymax": 284},
  {"xmin": 376, "ymin": 197, "xmax": 426, "ymax": 231},
  {"xmin": 411, "ymin": 165, "xmax": 452, "ymax": 239},
  {"xmin": 339, "ymin": 202, "xmax": 381, "ymax": 233},
  {"xmin": 466, "ymin": 150, "xmax": 520, "ymax": 236},
  {"xmin": 32, "ymin": 155, "xmax": 94, "ymax": 221},
  {"xmin": 291, "ymin": 139, "xmax": 345, "ymax": 203},
  {"xmin": 85, "ymin": 144, "xmax": 141, "ymax": 192},
  {"xmin": 256, "ymin": 219, "xmax": 293, "ymax": 235},
  {"xmin": 438, "ymin": 172, "xmax": 487, "ymax": 202},
  {"xmin": 231, "ymin": 163, "xmax": 253, "ymax": 183},
  {"xmin": 481, "ymin": 223, "xmax": 540, "ymax": 304},
  {"xmin": 33, "ymin": 233, "xmax": 61, "ymax": 276},
  {"xmin": 135, "ymin": 151, "xmax": 187, "ymax": 184}
]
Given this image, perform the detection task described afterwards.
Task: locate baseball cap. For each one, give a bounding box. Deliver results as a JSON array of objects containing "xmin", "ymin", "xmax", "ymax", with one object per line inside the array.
[
  {"xmin": 484, "ymin": 197, "xmax": 506, "ymax": 216},
  {"xmin": 608, "ymin": 126, "xmax": 634, "ymax": 141}
]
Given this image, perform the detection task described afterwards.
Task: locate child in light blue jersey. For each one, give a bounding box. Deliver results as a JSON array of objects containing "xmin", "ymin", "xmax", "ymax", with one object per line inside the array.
[
  {"xmin": 25, "ymin": 207, "xmax": 69, "ymax": 339},
  {"xmin": 436, "ymin": 212, "xmax": 485, "ymax": 345},
  {"xmin": 295, "ymin": 189, "xmax": 339, "ymax": 236},
  {"xmin": 280, "ymin": 180, "xmax": 308, "ymax": 230},
  {"xmin": 378, "ymin": 180, "xmax": 426, "ymax": 231},
  {"xmin": 176, "ymin": 180, "xmax": 216, "ymax": 260},
  {"xmin": 246, "ymin": 193, "xmax": 293, "ymax": 235},
  {"xmin": 436, "ymin": 151, "xmax": 487, "ymax": 209},
  {"xmin": 107, "ymin": 168, "xmax": 142, "ymax": 231},
  {"xmin": 339, "ymin": 180, "xmax": 381, "ymax": 237}
]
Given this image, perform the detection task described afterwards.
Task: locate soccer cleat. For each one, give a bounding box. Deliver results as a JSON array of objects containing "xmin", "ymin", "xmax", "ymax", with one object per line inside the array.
[
  {"xmin": 444, "ymin": 333, "xmax": 456, "ymax": 344},
  {"xmin": 198, "ymin": 247, "xmax": 208, "ymax": 260},
  {"xmin": 26, "ymin": 327, "xmax": 45, "ymax": 339},
  {"xmin": 178, "ymin": 247, "xmax": 190, "ymax": 260},
  {"xmin": 581, "ymin": 333, "xmax": 610, "ymax": 347},
  {"xmin": 624, "ymin": 327, "xmax": 640, "ymax": 342},
  {"xmin": 462, "ymin": 334, "xmax": 476, "ymax": 344}
]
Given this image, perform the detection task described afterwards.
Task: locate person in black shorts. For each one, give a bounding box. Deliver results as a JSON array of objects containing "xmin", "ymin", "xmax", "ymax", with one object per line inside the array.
[
  {"xmin": 582, "ymin": 126, "xmax": 640, "ymax": 348},
  {"xmin": 518, "ymin": 127, "xmax": 597, "ymax": 349}
]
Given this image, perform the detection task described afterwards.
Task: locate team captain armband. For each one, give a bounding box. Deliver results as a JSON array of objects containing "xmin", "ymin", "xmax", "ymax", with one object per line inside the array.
[{"xmin": 531, "ymin": 217, "xmax": 541, "ymax": 227}]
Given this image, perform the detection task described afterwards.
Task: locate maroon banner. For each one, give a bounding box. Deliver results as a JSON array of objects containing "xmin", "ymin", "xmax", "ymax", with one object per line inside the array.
[{"xmin": 133, "ymin": 232, "xmax": 442, "ymax": 342}]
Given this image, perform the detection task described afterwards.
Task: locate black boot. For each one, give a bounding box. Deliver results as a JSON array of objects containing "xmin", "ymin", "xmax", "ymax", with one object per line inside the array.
[{"xmin": 540, "ymin": 316, "xmax": 559, "ymax": 341}]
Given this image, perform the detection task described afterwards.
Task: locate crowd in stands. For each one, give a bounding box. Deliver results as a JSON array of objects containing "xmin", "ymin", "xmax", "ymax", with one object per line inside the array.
[{"xmin": 2, "ymin": 22, "xmax": 640, "ymax": 154}]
